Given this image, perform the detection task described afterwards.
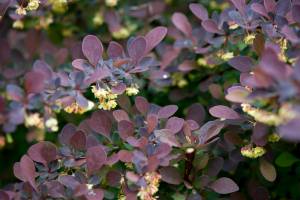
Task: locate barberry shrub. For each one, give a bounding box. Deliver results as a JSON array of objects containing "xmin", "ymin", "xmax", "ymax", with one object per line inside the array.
[{"xmin": 1, "ymin": 0, "xmax": 300, "ymax": 199}]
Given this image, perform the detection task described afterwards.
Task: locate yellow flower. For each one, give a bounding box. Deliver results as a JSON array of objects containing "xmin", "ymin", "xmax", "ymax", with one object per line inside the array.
[
  {"xmin": 241, "ymin": 146, "xmax": 266, "ymax": 159},
  {"xmin": 16, "ymin": 6, "xmax": 27, "ymax": 15},
  {"xmin": 241, "ymin": 103, "xmax": 282, "ymax": 126},
  {"xmin": 91, "ymin": 86, "xmax": 109, "ymax": 99},
  {"xmin": 112, "ymin": 27, "xmax": 130, "ymax": 39},
  {"xmin": 268, "ymin": 133, "xmax": 280, "ymax": 143},
  {"xmin": 105, "ymin": 0, "xmax": 118, "ymax": 7},
  {"xmin": 12, "ymin": 20, "xmax": 24, "ymax": 29},
  {"xmin": 218, "ymin": 51, "xmax": 234, "ymax": 61},
  {"xmin": 49, "ymin": 0, "xmax": 68, "ymax": 13},
  {"xmin": 64, "ymin": 101, "xmax": 94, "ymax": 114},
  {"xmin": 25, "ymin": 113, "xmax": 44, "ymax": 129},
  {"xmin": 229, "ymin": 23, "xmax": 239, "ymax": 30},
  {"xmin": 137, "ymin": 172, "xmax": 161, "ymax": 200},
  {"xmin": 26, "ymin": 0, "xmax": 40, "ymax": 11},
  {"xmin": 125, "ymin": 86, "xmax": 139, "ymax": 96},
  {"xmin": 93, "ymin": 12, "xmax": 104, "ymax": 26},
  {"xmin": 244, "ymin": 34, "xmax": 256, "ymax": 45},
  {"xmin": 45, "ymin": 117, "xmax": 58, "ymax": 132},
  {"xmin": 98, "ymin": 99, "xmax": 117, "ymax": 110}
]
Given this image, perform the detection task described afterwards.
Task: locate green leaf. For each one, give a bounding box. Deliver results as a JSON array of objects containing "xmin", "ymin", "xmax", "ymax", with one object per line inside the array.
[{"xmin": 275, "ymin": 152, "xmax": 299, "ymax": 167}]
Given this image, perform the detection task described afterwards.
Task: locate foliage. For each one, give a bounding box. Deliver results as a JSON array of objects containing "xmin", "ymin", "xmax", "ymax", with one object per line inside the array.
[{"xmin": 1, "ymin": 0, "xmax": 300, "ymax": 199}]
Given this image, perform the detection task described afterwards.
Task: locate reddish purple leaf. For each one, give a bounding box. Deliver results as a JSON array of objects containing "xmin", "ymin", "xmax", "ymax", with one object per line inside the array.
[
  {"xmin": 201, "ymin": 19, "xmax": 224, "ymax": 34},
  {"xmin": 158, "ymin": 105, "xmax": 178, "ymax": 119},
  {"xmin": 25, "ymin": 71, "xmax": 45, "ymax": 94},
  {"xmin": 166, "ymin": 117, "xmax": 185, "ymax": 134},
  {"xmin": 88, "ymin": 110, "xmax": 112, "ymax": 138},
  {"xmin": 113, "ymin": 109, "xmax": 130, "ymax": 122},
  {"xmin": 59, "ymin": 123, "xmax": 77, "ymax": 145},
  {"xmin": 107, "ymin": 41, "xmax": 124, "ymax": 58},
  {"xmin": 189, "ymin": 3, "xmax": 208, "ymax": 21},
  {"xmin": 128, "ymin": 36, "xmax": 146, "ymax": 61},
  {"xmin": 197, "ymin": 120, "xmax": 224, "ymax": 144},
  {"xmin": 147, "ymin": 114, "xmax": 158, "ymax": 133},
  {"xmin": 251, "ymin": 3, "xmax": 269, "ymax": 18},
  {"xmin": 225, "ymin": 86, "xmax": 250, "ymax": 103},
  {"xmin": 292, "ymin": 5, "xmax": 300, "ymax": 24},
  {"xmin": 82, "ymin": 35, "xmax": 103, "ymax": 66},
  {"xmin": 172, "ymin": 12, "xmax": 192, "ymax": 36},
  {"xmin": 145, "ymin": 26, "xmax": 168, "ymax": 54},
  {"xmin": 186, "ymin": 103, "xmax": 206, "ymax": 125},
  {"xmin": 135, "ymin": 96, "xmax": 149, "ymax": 114},
  {"xmin": 27, "ymin": 141, "xmax": 57, "ymax": 165},
  {"xmin": 70, "ymin": 131, "xmax": 86, "ymax": 150},
  {"xmin": 154, "ymin": 129, "xmax": 180, "ymax": 147},
  {"xmin": 209, "ymin": 105, "xmax": 241, "ymax": 120},
  {"xmin": 209, "ymin": 177, "xmax": 239, "ymax": 194},
  {"xmin": 230, "ymin": 0, "xmax": 246, "ymax": 15},
  {"xmin": 72, "ymin": 59, "xmax": 89, "ymax": 71},
  {"xmin": 85, "ymin": 189, "xmax": 104, "ymax": 200},
  {"xmin": 86, "ymin": 145, "xmax": 107, "ymax": 175},
  {"xmin": 159, "ymin": 166, "xmax": 182, "ymax": 185},
  {"xmin": 264, "ymin": 0, "xmax": 276, "ymax": 13},
  {"xmin": 228, "ymin": 56, "xmax": 254, "ymax": 72},
  {"xmin": 111, "ymin": 83, "xmax": 126, "ymax": 94},
  {"xmin": 118, "ymin": 120, "xmax": 134, "ymax": 140},
  {"xmin": 106, "ymin": 170, "xmax": 122, "ymax": 187},
  {"xmin": 20, "ymin": 155, "xmax": 37, "ymax": 190},
  {"xmin": 118, "ymin": 150, "xmax": 133, "ymax": 162}
]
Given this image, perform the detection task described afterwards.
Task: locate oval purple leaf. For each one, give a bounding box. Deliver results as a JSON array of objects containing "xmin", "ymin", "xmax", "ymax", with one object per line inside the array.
[
  {"xmin": 209, "ymin": 177, "xmax": 239, "ymax": 194},
  {"xmin": 86, "ymin": 145, "xmax": 107, "ymax": 175},
  {"xmin": 82, "ymin": 35, "xmax": 103, "ymax": 66},
  {"xmin": 209, "ymin": 105, "xmax": 241, "ymax": 120}
]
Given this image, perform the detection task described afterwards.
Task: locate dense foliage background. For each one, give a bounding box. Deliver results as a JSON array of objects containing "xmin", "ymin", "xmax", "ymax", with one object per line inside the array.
[{"xmin": 1, "ymin": 0, "xmax": 300, "ymax": 199}]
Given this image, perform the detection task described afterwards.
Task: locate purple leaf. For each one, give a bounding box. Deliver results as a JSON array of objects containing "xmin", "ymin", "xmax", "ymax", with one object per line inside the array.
[
  {"xmin": 228, "ymin": 56, "xmax": 254, "ymax": 72},
  {"xmin": 19, "ymin": 155, "xmax": 37, "ymax": 190},
  {"xmin": 111, "ymin": 83, "xmax": 126, "ymax": 94},
  {"xmin": 147, "ymin": 114, "xmax": 158, "ymax": 133},
  {"xmin": 209, "ymin": 105, "xmax": 241, "ymax": 120},
  {"xmin": 189, "ymin": 3, "xmax": 208, "ymax": 21},
  {"xmin": 159, "ymin": 166, "xmax": 182, "ymax": 185},
  {"xmin": 88, "ymin": 110, "xmax": 112, "ymax": 138},
  {"xmin": 171, "ymin": 12, "xmax": 192, "ymax": 36},
  {"xmin": 27, "ymin": 142, "xmax": 57, "ymax": 166},
  {"xmin": 209, "ymin": 177, "xmax": 239, "ymax": 194},
  {"xmin": 82, "ymin": 35, "xmax": 103, "ymax": 66},
  {"xmin": 70, "ymin": 131, "xmax": 86, "ymax": 150},
  {"xmin": 154, "ymin": 129, "xmax": 181, "ymax": 147},
  {"xmin": 251, "ymin": 3, "xmax": 269, "ymax": 18},
  {"xmin": 107, "ymin": 41, "xmax": 124, "ymax": 58},
  {"xmin": 144, "ymin": 26, "xmax": 168, "ymax": 54},
  {"xmin": 6, "ymin": 84, "xmax": 24, "ymax": 101},
  {"xmin": 128, "ymin": 36, "xmax": 146, "ymax": 61},
  {"xmin": 197, "ymin": 120, "xmax": 224, "ymax": 144},
  {"xmin": 278, "ymin": 119, "xmax": 300, "ymax": 142},
  {"xmin": 158, "ymin": 105, "xmax": 178, "ymax": 119},
  {"xmin": 225, "ymin": 86, "xmax": 250, "ymax": 103},
  {"xmin": 230, "ymin": 0, "xmax": 246, "ymax": 15},
  {"xmin": 201, "ymin": 19, "xmax": 224, "ymax": 34},
  {"xmin": 118, "ymin": 120, "xmax": 134, "ymax": 140},
  {"xmin": 59, "ymin": 123, "xmax": 77, "ymax": 145},
  {"xmin": 135, "ymin": 96, "xmax": 149, "ymax": 115},
  {"xmin": 113, "ymin": 109, "xmax": 130, "ymax": 122},
  {"xmin": 25, "ymin": 71, "xmax": 45, "ymax": 94},
  {"xmin": 86, "ymin": 145, "xmax": 107, "ymax": 175},
  {"xmin": 58, "ymin": 175, "xmax": 80, "ymax": 190},
  {"xmin": 72, "ymin": 59, "xmax": 90, "ymax": 71},
  {"xmin": 85, "ymin": 189, "xmax": 104, "ymax": 200},
  {"xmin": 292, "ymin": 5, "xmax": 300, "ymax": 24},
  {"xmin": 165, "ymin": 117, "xmax": 185, "ymax": 134},
  {"xmin": 264, "ymin": 0, "xmax": 276, "ymax": 13},
  {"xmin": 186, "ymin": 103, "xmax": 206, "ymax": 125}
]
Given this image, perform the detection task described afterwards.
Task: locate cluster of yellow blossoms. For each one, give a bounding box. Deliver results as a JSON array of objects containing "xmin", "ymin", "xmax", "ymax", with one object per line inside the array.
[
  {"xmin": 24, "ymin": 113, "xmax": 59, "ymax": 132},
  {"xmin": 137, "ymin": 172, "xmax": 161, "ymax": 200},
  {"xmin": 268, "ymin": 133, "xmax": 281, "ymax": 143},
  {"xmin": 15, "ymin": 0, "xmax": 40, "ymax": 16},
  {"xmin": 172, "ymin": 73, "xmax": 188, "ymax": 88},
  {"xmin": 241, "ymin": 146, "xmax": 266, "ymax": 159},
  {"xmin": 91, "ymin": 85, "xmax": 139, "ymax": 110},
  {"xmin": 105, "ymin": 0, "xmax": 119, "ymax": 7},
  {"xmin": 241, "ymin": 103, "xmax": 297, "ymax": 126},
  {"xmin": 112, "ymin": 27, "xmax": 130, "ymax": 39},
  {"xmin": 48, "ymin": 0, "xmax": 68, "ymax": 13},
  {"xmin": 64, "ymin": 101, "xmax": 94, "ymax": 114}
]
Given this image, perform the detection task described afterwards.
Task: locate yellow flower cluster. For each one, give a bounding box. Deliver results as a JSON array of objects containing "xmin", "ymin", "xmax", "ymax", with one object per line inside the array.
[
  {"xmin": 242, "ymin": 103, "xmax": 297, "ymax": 126},
  {"xmin": 15, "ymin": 0, "xmax": 40, "ymax": 16},
  {"xmin": 268, "ymin": 133, "xmax": 280, "ymax": 143},
  {"xmin": 112, "ymin": 27, "xmax": 130, "ymax": 39},
  {"xmin": 49, "ymin": 0, "xmax": 68, "ymax": 13},
  {"xmin": 278, "ymin": 38, "xmax": 288, "ymax": 62},
  {"xmin": 197, "ymin": 58, "xmax": 215, "ymax": 68},
  {"xmin": 137, "ymin": 172, "xmax": 161, "ymax": 200},
  {"xmin": 125, "ymin": 85, "xmax": 139, "ymax": 96},
  {"xmin": 64, "ymin": 101, "xmax": 94, "ymax": 114},
  {"xmin": 45, "ymin": 117, "xmax": 59, "ymax": 132},
  {"xmin": 244, "ymin": 34, "xmax": 256, "ymax": 45},
  {"xmin": 172, "ymin": 73, "xmax": 188, "ymax": 88},
  {"xmin": 91, "ymin": 86, "xmax": 118, "ymax": 110},
  {"xmin": 217, "ymin": 51, "xmax": 234, "ymax": 61},
  {"xmin": 25, "ymin": 113, "xmax": 44, "ymax": 129},
  {"xmin": 105, "ymin": 0, "xmax": 118, "ymax": 7},
  {"xmin": 12, "ymin": 20, "xmax": 24, "ymax": 29},
  {"xmin": 241, "ymin": 146, "xmax": 266, "ymax": 159},
  {"xmin": 93, "ymin": 12, "xmax": 104, "ymax": 26}
]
